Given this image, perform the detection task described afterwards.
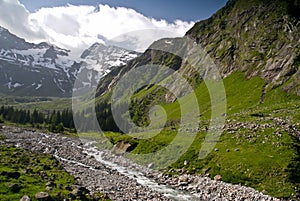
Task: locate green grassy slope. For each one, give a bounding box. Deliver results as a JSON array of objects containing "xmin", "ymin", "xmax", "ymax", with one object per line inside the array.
[
  {"xmin": 98, "ymin": 71, "xmax": 300, "ymax": 199},
  {"xmin": 0, "ymin": 143, "xmax": 111, "ymax": 201}
]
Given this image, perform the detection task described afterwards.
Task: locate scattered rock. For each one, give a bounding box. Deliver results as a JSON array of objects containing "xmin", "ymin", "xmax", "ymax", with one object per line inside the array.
[
  {"xmin": 35, "ymin": 192, "xmax": 50, "ymax": 201},
  {"xmin": 0, "ymin": 126, "xmax": 282, "ymax": 201},
  {"xmin": 148, "ymin": 163, "xmax": 154, "ymax": 169},
  {"xmin": 45, "ymin": 186, "xmax": 52, "ymax": 191},
  {"xmin": 46, "ymin": 181, "xmax": 56, "ymax": 187},
  {"xmin": 214, "ymin": 175, "xmax": 222, "ymax": 181},
  {"xmin": 71, "ymin": 186, "xmax": 89, "ymax": 197},
  {"xmin": 179, "ymin": 175, "xmax": 189, "ymax": 183},
  {"xmin": 112, "ymin": 140, "xmax": 134, "ymax": 155},
  {"xmin": 70, "ymin": 188, "xmax": 81, "ymax": 197},
  {"xmin": 20, "ymin": 195, "xmax": 31, "ymax": 201},
  {"xmin": 184, "ymin": 160, "xmax": 189, "ymax": 166}
]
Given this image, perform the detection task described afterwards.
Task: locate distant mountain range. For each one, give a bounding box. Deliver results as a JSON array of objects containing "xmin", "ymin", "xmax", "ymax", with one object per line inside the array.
[
  {"xmin": 1, "ymin": 0, "xmax": 300, "ymax": 98},
  {"xmin": 0, "ymin": 27, "xmax": 139, "ymax": 97}
]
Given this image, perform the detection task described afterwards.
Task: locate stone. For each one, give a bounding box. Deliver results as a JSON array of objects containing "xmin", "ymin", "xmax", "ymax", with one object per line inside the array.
[
  {"xmin": 214, "ymin": 175, "xmax": 222, "ymax": 181},
  {"xmin": 148, "ymin": 163, "xmax": 154, "ymax": 169},
  {"xmin": 46, "ymin": 181, "xmax": 56, "ymax": 187},
  {"xmin": 71, "ymin": 188, "xmax": 81, "ymax": 197},
  {"xmin": 35, "ymin": 192, "xmax": 50, "ymax": 200},
  {"xmin": 0, "ymin": 125, "xmax": 284, "ymax": 201},
  {"xmin": 71, "ymin": 186, "xmax": 89, "ymax": 197},
  {"xmin": 184, "ymin": 160, "xmax": 189, "ymax": 166},
  {"xmin": 9, "ymin": 183, "xmax": 21, "ymax": 193},
  {"xmin": 179, "ymin": 175, "xmax": 189, "ymax": 183},
  {"xmin": 112, "ymin": 141, "xmax": 134, "ymax": 155},
  {"xmin": 20, "ymin": 195, "xmax": 31, "ymax": 201},
  {"xmin": 45, "ymin": 186, "xmax": 52, "ymax": 191},
  {"xmin": 39, "ymin": 171, "xmax": 47, "ymax": 179}
]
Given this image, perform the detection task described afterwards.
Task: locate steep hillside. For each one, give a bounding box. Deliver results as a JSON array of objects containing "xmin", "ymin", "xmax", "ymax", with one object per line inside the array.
[
  {"xmin": 187, "ymin": 0, "xmax": 300, "ymax": 95},
  {"xmin": 94, "ymin": 0, "xmax": 300, "ymax": 130},
  {"xmin": 97, "ymin": 0, "xmax": 300, "ymax": 99},
  {"xmin": 90, "ymin": 0, "xmax": 300, "ymax": 199}
]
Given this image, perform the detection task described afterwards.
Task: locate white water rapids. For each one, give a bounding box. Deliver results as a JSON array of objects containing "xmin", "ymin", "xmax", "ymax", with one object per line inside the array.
[{"xmin": 83, "ymin": 146, "xmax": 196, "ymax": 201}]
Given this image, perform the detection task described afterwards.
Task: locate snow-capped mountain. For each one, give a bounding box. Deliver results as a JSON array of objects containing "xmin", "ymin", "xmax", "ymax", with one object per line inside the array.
[
  {"xmin": 73, "ymin": 43, "xmax": 140, "ymax": 92},
  {"xmin": 0, "ymin": 27, "xmax": 139, "ymax": 97},
  {"xmin": 81, "ymin": 42, "xmax": 139, "ymax": 73}
]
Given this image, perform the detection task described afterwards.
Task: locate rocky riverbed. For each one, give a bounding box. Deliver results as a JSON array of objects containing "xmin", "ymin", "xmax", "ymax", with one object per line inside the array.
[{"xmin": 0, "ymin": 126, "xmax": 282, "ymax": 201}]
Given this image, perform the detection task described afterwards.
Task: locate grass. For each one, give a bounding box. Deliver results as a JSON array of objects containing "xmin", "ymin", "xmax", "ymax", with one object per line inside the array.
[
  {"xmin": 1, "ymin": 70, "xmax": 299, "ymax": 199},
  {"xmin": 0, "ymin": 145, "xmax": 76, "ymax": 201},
  {"xmin": 0, "ymin": 134, "xmax": 110, "ymax": 201},
  {"xmin": 86, "ymin": 71, "xmax": 300, "ymax": 199},
  {"xmin": 0, "ymin": 95, "xmax": 71, "ymax": 111}
]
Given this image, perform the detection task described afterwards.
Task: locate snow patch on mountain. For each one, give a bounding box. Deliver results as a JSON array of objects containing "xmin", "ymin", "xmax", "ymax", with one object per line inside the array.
[{"xmin": 0, "ymin": 27, "xmax": 139, "ymax": 97}]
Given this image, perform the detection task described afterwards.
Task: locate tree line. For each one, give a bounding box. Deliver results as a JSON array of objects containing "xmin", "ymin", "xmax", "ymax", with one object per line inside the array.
[
  {"xmin": 0, "ymin": 106, "xmax": 75, "ymax": 133},
  {"xmin": 0, "ymin": 103, "xmax": 121, "ymax": 133}
]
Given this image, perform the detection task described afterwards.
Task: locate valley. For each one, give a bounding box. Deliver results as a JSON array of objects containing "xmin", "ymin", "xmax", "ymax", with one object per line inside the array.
[
  {"xmin": 0, "ymin": 0, "xmax": 300, "ymax": 200},
  {"xmin": 0, "ymin": 126, "xmax": 282, "ymax": 200}
]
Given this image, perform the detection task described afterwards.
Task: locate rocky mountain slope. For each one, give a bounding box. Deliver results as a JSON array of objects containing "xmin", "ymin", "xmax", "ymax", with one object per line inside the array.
[
  {"xmin": 186, "ymin": 0, "xmax": 300, "ymax": 96},
  {"xmin": 96, "ymin": 0, "xmax": 300, "ymax": 99},
  {"xmin": 0, "ymin": 27, "xmax": 139, "ymax": 97}
]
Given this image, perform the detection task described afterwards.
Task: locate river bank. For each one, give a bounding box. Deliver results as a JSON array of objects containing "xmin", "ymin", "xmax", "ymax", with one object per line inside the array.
[{"xmin": 0, "ymin": 126, "xmax": 281, "ymax": 200}]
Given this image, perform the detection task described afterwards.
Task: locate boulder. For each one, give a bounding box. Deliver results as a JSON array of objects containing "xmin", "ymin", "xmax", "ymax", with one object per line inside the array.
[
  {"xmin": 71, "ymin": 188, "xmax": 81, "ymax": 197},
  {"xmin": 35, "ymin": 192, "xmax": 50, "ymax": 201},
  {"xmin": 20, "ymin": 195, "xmax": 31, "ymax": 201},
  {"xmin": 70, "ymin": 186, "xmax": 89, "ymax": 197},
  {"xmin": 148, "ymin": 163, "xmax": 154, "ymax": 169},
  {"xmin": 179, "ymin": 175, "xmax": 189, "ymax": 183},
  {"xmin": 45, "ymin": 186, "xmax": 52, "ymax": 191},
  {"xmin": 112, "ymin": 141, "xmax": 135, "ymax": 155},
  {"xmin": 214, "ymin": 174, "xmax": 222, "ymax": 181},
  {"xmin": 46, "ymin": 181, "xmax": 56, "ymax": 187},
  {"xmin": 183, "ymin": 160, "xmax": 189, "ymax": 166}
]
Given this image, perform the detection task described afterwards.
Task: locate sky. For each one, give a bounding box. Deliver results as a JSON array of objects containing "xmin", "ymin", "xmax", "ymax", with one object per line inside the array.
[
  {"xmin": 19, "ymin": 0, "xmax": 228, "ymax": 22},
  {"xmin": 0, "ymin": 0, "xmax": 228, "ymax": 58}
]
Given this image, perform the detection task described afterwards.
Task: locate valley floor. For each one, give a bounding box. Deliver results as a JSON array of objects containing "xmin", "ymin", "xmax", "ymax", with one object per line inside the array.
[{"xmin": 0, "ymin": 126, "xmax": 284, "ymax": 201}]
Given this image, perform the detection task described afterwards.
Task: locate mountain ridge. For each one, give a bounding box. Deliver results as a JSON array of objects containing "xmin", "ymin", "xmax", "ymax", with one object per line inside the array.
[
  {"xmin": 0, "ymin": 27, "xmax": 139, "ymax": 97},
  {"xmin": 95, "ymin": 0, "xmax": 300, "ymax": 98},
  {"xmin": 186, "ymin": 0, "xmax": 300, "ymax": 95}
]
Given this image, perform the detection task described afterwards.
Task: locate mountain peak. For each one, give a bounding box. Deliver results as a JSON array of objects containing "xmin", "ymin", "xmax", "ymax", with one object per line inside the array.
[
  {"xmin": 80, "ymin": 42, "xmax": 140, "ymax": 72},
  {"xmin": 186, "ymin": 0, "xmax": 300, "ymax": 95}
]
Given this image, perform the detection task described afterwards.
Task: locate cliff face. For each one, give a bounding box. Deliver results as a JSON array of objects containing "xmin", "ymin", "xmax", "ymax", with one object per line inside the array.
[
  {"xmin": 97, "ymin": 0, "xmax": 300, "ymax": 98},
  {"xmin": 186, "ymin": 0, "xmax": 300, "ymax": 95}
]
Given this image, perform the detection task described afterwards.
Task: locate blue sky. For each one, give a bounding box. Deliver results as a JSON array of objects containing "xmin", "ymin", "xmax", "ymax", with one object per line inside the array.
[
  {"xmin": 19, "ymin": 0, "xmax": 228, "ymax": 22},
  {"xmin": 0, "ymin": 0, "xmax": 228, "ymax": 57}
]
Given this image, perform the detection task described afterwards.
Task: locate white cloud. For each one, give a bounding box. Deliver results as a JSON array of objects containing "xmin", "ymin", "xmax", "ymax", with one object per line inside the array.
[
  {"xmin": 0, "ymin": 0, "xmax": 46, "ymax": 41},
  {"xmin": 0, "ymin": 1, "xmax": 195, "ymax": 57}
]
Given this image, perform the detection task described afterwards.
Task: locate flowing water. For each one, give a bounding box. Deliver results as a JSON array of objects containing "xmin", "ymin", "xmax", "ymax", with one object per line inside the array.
[{"xmin": 82, "ymin": 144, "xmax": 196, "ymax": 201}]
